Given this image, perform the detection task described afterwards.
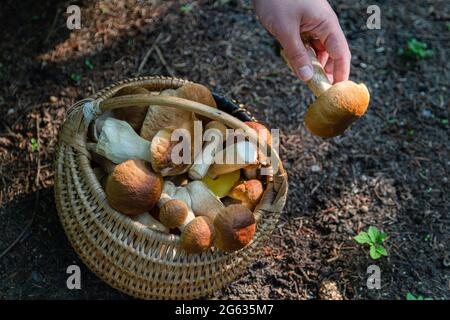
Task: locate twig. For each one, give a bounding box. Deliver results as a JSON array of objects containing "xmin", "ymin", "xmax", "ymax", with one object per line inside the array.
[
  {"xmin": 35, "ymin": 115, "xmax": 41, "ymax": 187},
  {"xmin": 154, "ymin": 45, "xmax": 175, "ymax": 77},
  {"xmin": 136, "ymin": 33, "xmax": 163, "ymax": 75},
  {"xmin": 0, "ymin": 190, "xmax": 39, "ymax": 260}
]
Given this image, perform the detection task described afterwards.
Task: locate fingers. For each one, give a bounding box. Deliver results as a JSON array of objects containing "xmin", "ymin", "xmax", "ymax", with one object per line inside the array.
[
  {"xmin": 277, "ymin": 30, "xmax": 313, "ymax": 82},
  {"xmin": 319, "ymin": 20, "xmax": 351, "ymax": 83}
]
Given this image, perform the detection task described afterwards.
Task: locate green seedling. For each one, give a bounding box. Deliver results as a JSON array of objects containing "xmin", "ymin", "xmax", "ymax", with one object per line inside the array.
[
  {"xmin": 70, "ymin": 73, "xmax": 81, "ymax": 82},
  {"xmin": 84, "ymin": 59, "xmax": 94, "ymax": 70},
  {"xmin": 354, "ymin": 226, "xmax": 388, "ymax": 260},
  {"xmin": 30, "ymin": 138, "xmax": 38, "ymax": 152},
  {"xmin": 406, "ymin": 293, "xmax": 433, "ymax": 300},
  {"xmin": 398, "ymin": 38, "xmax": 433, "ymax": 60},
  {"xmin": 180, "ymin": 3, "xmax": 194, "ymax": 13}
]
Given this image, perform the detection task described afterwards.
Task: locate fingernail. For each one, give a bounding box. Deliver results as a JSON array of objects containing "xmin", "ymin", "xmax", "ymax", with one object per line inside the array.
[{"xmin": 297, "ymin": 65, "xmax": 313, "ymax": 81}]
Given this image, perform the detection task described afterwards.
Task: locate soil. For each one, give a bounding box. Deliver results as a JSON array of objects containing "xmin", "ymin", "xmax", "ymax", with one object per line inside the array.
[{"xmin": 0, "ymin": 0, "xmax": 449, "ymax": 300}]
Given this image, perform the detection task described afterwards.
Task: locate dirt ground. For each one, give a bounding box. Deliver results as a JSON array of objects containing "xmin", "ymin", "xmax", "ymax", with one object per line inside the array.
[{"xmin": 0, "ymin": 0, "xmax": 448, "ymax": 300}]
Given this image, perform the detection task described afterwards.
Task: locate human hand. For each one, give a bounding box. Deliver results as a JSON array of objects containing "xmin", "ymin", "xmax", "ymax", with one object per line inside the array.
[{"xmin": 253, "ymin": 0, "xmax": 351, "ymax": 84}]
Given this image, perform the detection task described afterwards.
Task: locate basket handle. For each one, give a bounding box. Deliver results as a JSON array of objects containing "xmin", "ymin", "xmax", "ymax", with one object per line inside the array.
[{"xmin": 99, "ymin": 94, "xmax": 284, "ymax": 179}]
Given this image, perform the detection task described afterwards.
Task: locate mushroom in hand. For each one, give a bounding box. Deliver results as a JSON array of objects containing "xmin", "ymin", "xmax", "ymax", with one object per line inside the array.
[{"xmin": 281, "ymin": 36, "xmax": 370, "ymax": 137}]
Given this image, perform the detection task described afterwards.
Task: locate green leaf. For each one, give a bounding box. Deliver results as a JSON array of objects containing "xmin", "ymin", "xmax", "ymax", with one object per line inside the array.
[
  {"xmin": 376, "ymin": 245, "xmax": 388, "ymax": 257},
  {"xmin": 369, "ymin": 245, "xmax": 381, "ymax": 260},
  {"xmin": 378, "ymin": 232, "xmax": 388, "ymax": 243},
  {"xmin": 30, "ymin": 138, "xmax": 38, "ymax": 152},
  {"xmin": 180, "ymin": 4, "xmax": 194, "ymax": 13},
  {"xmin": 84, "ymin": 59, "xmax": 94, "ymax": 70},
  {"xmin": 354, "ymin": 232, "xmax": 372, "ymax": 245},
  {"xmin": 406, "ymin": 293, "xmax": 417, "ymax": 300},
  {"xmin": 70, "ymin": 73, "xmax": 81, "ymax": 82},
  {"xmin": 368, "ymin": 226, "xmax": 379, "ymax": 244}
]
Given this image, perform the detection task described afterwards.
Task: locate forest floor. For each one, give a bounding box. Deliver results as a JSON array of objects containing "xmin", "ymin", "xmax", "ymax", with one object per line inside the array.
[{"xmin": 0, "ymin": 0, "xmax": 448, "ymax": 299}]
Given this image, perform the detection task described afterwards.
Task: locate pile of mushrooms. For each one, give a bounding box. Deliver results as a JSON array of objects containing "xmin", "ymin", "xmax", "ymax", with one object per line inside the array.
[{"xmin": 88, "ymin": 82, "xmax": 270, "ymax": 254}]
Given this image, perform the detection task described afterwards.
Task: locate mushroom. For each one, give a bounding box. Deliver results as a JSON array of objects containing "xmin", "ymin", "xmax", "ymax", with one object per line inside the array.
[
  {"xmin": 158, "ymin": 181, "xmax": 215, "ymax": 253},
  {"xmin": 176, "ymin": 83, "xmax": 217, "ymax": 122},
  {"xmin": 132, "ymin": 213, "xmax": 169, "ymax": 233},
  {"xmin": 213, "ymin": 204, "xmax": 256, "ymax": 252},
  {"xmin": 186, "ymin": 181, "xmax": 256, "ymax": 252},
  {"xmin": 96, "ymin": 118, "xmax": 152, "ymax": 164},
  {"xmin": 104, "ymin": 159, "xmax": 163, "ymax": 216},
  {"xmin": 140, "ymin": 88, "xmax": 194, "ymax": 142},
  {"xmin": 149, "ymin": 128, "xmax": 190, "ymax": 176},
  {"xmin": 228, "ymin": 179, "xmax": 264, "ymax": 211},
  {"xmin": 206, "ymin": 140, "xmax": 258, "ymax": 179},
  {"xmin": 243, "ymin": 121, "xmax": 272, "ymax": 179},
  {"xmin": 189, "ymin": 120, "xmax": 228, "ymax": 180},
  {"xmin": 112, "ymin": 86, "xmax": 151, "ymax": 132},
  {"xmin": 281, "ymin": 37, "xmax": 370, "ymax": 137},
  {"xmin": 202, "ymin": 170, "xmax": 240, "ymax": 198}
]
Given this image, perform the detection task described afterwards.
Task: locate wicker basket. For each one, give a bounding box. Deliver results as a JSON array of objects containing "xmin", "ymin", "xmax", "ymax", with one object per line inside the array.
[{"xmin": 54, "ymin": 76, "xmax": 288, "ymax": 299}]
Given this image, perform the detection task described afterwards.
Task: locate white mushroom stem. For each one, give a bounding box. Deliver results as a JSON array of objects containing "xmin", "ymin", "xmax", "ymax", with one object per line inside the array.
[
  {"xmin": 132, "ymin": 213, "xmax": 169, "ymax": 233},
  {"xmin": 186, "ymin": 181, "xmax": 225, "ymax": 221},
  {"xmin": 207, "ymin": 140, "xmax": 258, "ymax": 178},
  {"xmin": 96, "ymin": 118, "xmax": 151, "ymax": 164},
  {"xmin": 189, "ymin": 121, "xmax": 227, "ymax": 180},
  {"xmin": 281, "ymin": 45, "xmax": 331, "ymax": 97}
]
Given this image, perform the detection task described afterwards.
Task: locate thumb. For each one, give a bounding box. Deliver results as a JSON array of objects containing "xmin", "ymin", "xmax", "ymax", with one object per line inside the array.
[{"xmin": 278, "ymin": 31, "xmax": 313, "ymax": 82}]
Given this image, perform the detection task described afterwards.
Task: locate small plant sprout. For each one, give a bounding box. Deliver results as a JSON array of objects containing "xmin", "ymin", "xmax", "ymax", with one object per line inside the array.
[
  {"xmin": 180, "ymin": 3, "xmax": 194, "ymax": 13},
  {"xmin": 70, "ymin": 73, "xmax": 81, "ymax": 82},
  {"xmin": 84, "ymin": 59, "xmax": 94, "ymax": 70},
  {"xmin": 398, "ymin": 38, "xmax": 434, "ymax": 60},
  {"xmin": 406, "ymin": 293, "xmax": 433, "ymax": 300},
  {"xmin": 354, "ymin": 226, "xmax": 388, "ymax": 260},
  {"xmin": 30, "ymin": 138, "xmax": 38, "ymax": 152}
]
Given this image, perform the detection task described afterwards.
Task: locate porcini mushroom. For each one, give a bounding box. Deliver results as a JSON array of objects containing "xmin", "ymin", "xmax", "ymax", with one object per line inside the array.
[
  {"xmin": 281, "ymin": 37, "xmax": 370, "ymax": 137},
  {"xmin": 243, "ymin": 121, "xmax": 272, "ymax": 179},
  {"xmin": 228, "ymin": 179, "xmax": 264, "ymax": 211},
  {"xmin": 158, "ymin": 181, "xmax": 214, "ymax": 253},
  {"xmin": 189, "ymin": 120, "xmax": 228, "ymax": 180},
  {"xmin": 213, "ymin": 204, "xmax": 256, "ymax": 252},
  {"xmin": 112, "ymin": 86, "xmax": 151, "ymax": 132},
  {"xmin": 149, "ymin": 128, "xmax": 190, "ymax": 176},
  {"xmin": 186, "ymin": 181, "xmax": 256, "ymax": 252},
  {"xmin": 202, "ymin": 170, "xmax": 240, "ymax": 198},
  {"xmin": 96, "ymin": 118, "xmax": 152, "ymax": 164},
  {"xmin": 140, "ymin": 89, "xmax": 195, "ymax": 142},
  {"xmin": 207, "ymin": 140, "xmax": 258, "ymax": 179},
  {"xmin": 176, "ymin": 83, "xmax": 217, "ymax": 122},
  {"xmin": 105, "ymin": 159, "xmax": 163, "ymax": 216}
]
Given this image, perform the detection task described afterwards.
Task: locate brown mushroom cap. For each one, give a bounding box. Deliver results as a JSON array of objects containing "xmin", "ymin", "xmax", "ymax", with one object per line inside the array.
[
  {"xmin": 180, "ymin": 216, "xmax": 215, "ymax": 254},
  {"xmin": 150, "ymin": 129, "xmax": 188, "ymax": 176},
  {"xmin": 244, "ymin": 121, "xmax": 272, "ymax": 167},
  {"xmin": 228, "ymin": 179, "xmax": 264, "ymax": 211},
  {"xmin": 159, "ymin": 199, "xmax": 189, "ymax": 229},
  {"xmin": 105, "ymin": 159, "xmax": 162, "ymax": 216},
  {"xmin": 176, "ymin": 83, "xmax": 217, "ymax": 108},
  {"xmin": 112, "ymin": 86, "xmax": 150, "ymax": 132},
  {"xmin": 214, "ymin": 204, "xmax": 256, "ymax": 252},
  {"xmin": 304, "ymin": 81, "xmax": 370, "ymax": 138}
]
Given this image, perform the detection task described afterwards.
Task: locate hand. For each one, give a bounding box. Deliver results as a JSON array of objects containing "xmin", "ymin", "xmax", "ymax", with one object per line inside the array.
[{"xmin": 253, "ymin": 0, "xmax": 351, "ymax": 84}]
